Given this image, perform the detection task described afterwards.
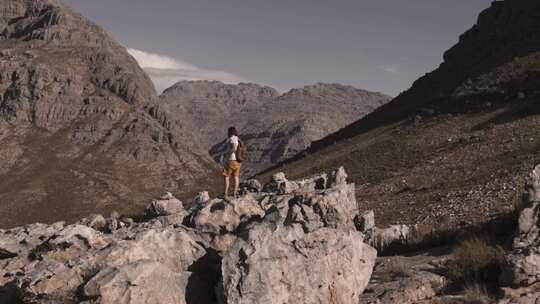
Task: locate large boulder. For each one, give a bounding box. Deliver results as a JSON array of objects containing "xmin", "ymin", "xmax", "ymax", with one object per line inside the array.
[
  {"xmin": 189, "ymin": 195, "xmax": 265, "ymax": 234},
  {"xmin": 84, "ymin": 261, "xmax": 194, "ymax": 304},
  {"xmin": 103, "ymin": 228, "xmax": 206, "ymax": 272},
  {"xmin": 15, "ymin": 259, "xmax": 83, "ymax": 303},
  {"xmin": 222, "ymin": 215, "xmax": 377, "ymax": 304},
  {"xmin": 145, "ymin": 193, "xmax": 185, "ymax": 217},
  {"xmin": 284, "ymin": 181, "xmax": 358, "ymax": 232},
  {"xmin": 502, "ymin": 165, "xmax": 540, "ymax": 286}
]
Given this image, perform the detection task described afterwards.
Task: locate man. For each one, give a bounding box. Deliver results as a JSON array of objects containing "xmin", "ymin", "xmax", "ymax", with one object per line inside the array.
[{"xmin": 222, "ymin": 126, "xmax": 242, "ymax": 199}]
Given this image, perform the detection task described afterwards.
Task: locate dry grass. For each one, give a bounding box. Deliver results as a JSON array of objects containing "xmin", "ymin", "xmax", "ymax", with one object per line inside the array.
[
  {"xmin": 447, "ymin": 237, "xmax": 505, "ymax": 286},
  {"xmin": 463, "ymin": 284, "xmax": 491, "ymax": 304}
]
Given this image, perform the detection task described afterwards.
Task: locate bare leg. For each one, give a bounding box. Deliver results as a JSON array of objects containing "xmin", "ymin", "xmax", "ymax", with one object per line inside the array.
[
  {"xmin": 233, "ymin": 175, "xmax": 240, "ymax": 198},
  {"xmin": 224, "ymin": 176, "xmax": 230, "ymax": 198}
]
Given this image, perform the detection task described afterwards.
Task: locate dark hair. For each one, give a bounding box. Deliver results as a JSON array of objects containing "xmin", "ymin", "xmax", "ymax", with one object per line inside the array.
[{"xmin": 228, "ymin": 127, "xmax": 238, "ymax": 137}]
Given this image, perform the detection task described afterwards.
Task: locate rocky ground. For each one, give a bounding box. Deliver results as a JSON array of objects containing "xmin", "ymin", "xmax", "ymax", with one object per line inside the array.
[
  {"xmin": 1, "ymin": 165, "xmax": 540, "ymax": 304},
  {"xmin": 160, "ymin": 81, "xmax": 390, "ymax": 176},
  {"xmin": 0, "ymin": 167, "xmax": 379, "ymax": 304}
]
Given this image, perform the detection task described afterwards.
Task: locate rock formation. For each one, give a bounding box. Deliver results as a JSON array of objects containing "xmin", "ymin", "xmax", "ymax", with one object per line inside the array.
[
  {"xmin": 159, "ymin": 81, "xmax": 390, "ymax": 176},
  {"xmin": 502, "ymin": 165, "xmax": 540, "ymax": 287},
  {"xmin": 0, "ymin": 0, "xmax": 219, "ymax": 228},
  {"xmin": 222, "ymin": 221, "xmax": 375, "ymax": 304},
  {"xmin": 0, "ymin": 167, "xmax": 377, "ymax": 303}
]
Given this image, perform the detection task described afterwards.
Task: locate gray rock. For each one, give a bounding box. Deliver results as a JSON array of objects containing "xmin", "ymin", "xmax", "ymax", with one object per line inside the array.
[
  {"xmin": 371, "ymin": 225, "xmax": 411, "ymax": 251},
  {"xmin": 84, "ymin": 261, "xmax": 192, "ymax": 304},
  {"xmin": 0, "ymin": 166, "xmax": 372, "ymax": 303},
  {"xmin": 263, "ymin": 172, "xmax": 299, "ymax": 194},
  {"xmin": 239, "ymin": 179, "xmax": 263, "ymax": 194},
  {"xmin": 284, "ymin": 182, "xmax": 359, "ymax": 232},
  {"xmin": 222, "ymin": 219, "xmax": 377, "ymax": 304},
  {"xmin": 145, "ymin": 195, "xmax": 185, "ymax": 216},
  {"xmin": 47, "ymin": 224, "xmax": 109, "ymax": 251},
  {"xmin": 502, "ymin": 165, "xmax": 540, "ymax": 287},
  {"xmin": 79, "ymin": 214, "xmax": 107, "ymax": 231},
  {"xmin": 356, "ymin": 210, "xmax": 376, "ymax": 232},
  {"xmin": 190, "ymin": 195, "xmax": 265, "ymax": 234},
  {"xmin": 328, "ymin": 166, "xmax": 348, "ymax": 187},
  {"xmin": 103, "ymin": 228, "xmax": 205, "ymax": 272},
  {"xmin": 16, "ymin": 259, "xmax": 83, "ymax": 303},
  {"xmin": 359, "ymin": 255, "xmax": 448, "ymax": 304},
  {"xmin": 194, "ymin": 191, "xmax": 211, "ymax": 205},
  {"xmin": 152, "ymin": 214, "xmax": 186, "ymax": 227}
]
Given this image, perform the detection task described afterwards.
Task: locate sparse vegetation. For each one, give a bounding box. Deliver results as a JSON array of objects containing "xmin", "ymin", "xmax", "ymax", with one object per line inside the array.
[
  {"xmin": 463, "ymin": 284, "xmax": 491, "ymax": 304},
  {"xmin": 447, "ymin": 237, "xmax": 505, "ymax": 287}
]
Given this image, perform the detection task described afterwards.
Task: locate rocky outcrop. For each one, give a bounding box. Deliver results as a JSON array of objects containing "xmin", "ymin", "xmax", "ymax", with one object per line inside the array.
[
  {"xmin": 502, "ymin": 165, "xmax": 540, "ymax": 287},
  {"xmin": 160, "ymin": 81, "xmax": 390, "ymax": 176},
  {"xmin": 0, "ymin": 0, "xmax": 219, "ymax": 228},
  {"xmin": 359, "ymin": 254, "xmax": 448, "ymax": 304},
  {"xmin": 356, "ymin": 210, "xmax": 411, "ymax": 252},
  {"xmin": 0, "ymin": 167, "xmax": 377, "ymax": 303},
  {"xmin": 145, "ymin": 192, "xmax": 186, "ymax": 217},
  {"xmin": 222, "ymin": 218, "xmax": 376, "ymax": 304},
  {"xmin": 83, "ymin": 261, "xmax": 194, "ymax": 304}
]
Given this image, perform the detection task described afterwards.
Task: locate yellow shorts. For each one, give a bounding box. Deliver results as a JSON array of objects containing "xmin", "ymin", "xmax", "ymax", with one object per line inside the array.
[{"xmin": 223, "ymin": 160, "xmax": 241, "ymax": 177}]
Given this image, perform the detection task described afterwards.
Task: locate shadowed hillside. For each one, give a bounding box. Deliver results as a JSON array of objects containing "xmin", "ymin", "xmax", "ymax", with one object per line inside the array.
[{"xmin": 260, "ymin": 0, "xmax": 540, "ymax": 229}]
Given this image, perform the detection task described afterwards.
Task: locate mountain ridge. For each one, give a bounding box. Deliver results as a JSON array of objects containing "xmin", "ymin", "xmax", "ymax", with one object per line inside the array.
[
  {"xmin": 159, "ymin": 80, "xmax": 390, "ymax": 176},
  {"xmin": 258, "ymin": 0, "xmax": 540, "ymax": 229},
  {"xmin": 0, "ymin": 0, "xmax": 220, "ymax": 228}
]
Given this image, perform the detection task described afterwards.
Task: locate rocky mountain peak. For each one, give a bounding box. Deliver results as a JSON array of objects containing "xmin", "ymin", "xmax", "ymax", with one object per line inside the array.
[
  {"xmin": 0, "ymin": 0, "xmax": 218, "ymax": 227},
  {"xmin": 160, "ymin": 80, "xmax": 390, "ymax": 176},
  {"xmin": 0, "ymin": 0, "xmax": 156, "ymax": 108},
  {"xmin": 279, "ymin": 82, "xmax": 389, "ymax": 101},
  {"xmin": 161, "ymin": 80, "xmax": 279, "ymax": 105}
]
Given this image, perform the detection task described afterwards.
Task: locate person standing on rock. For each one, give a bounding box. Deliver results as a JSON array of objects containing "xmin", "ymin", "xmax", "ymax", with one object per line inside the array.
[{"xmin": 222, "ymin": 126, "xmax": 245, "ymax": 199}]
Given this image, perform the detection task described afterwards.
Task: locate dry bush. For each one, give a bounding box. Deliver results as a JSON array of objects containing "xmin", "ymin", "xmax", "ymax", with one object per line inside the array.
[
  {"xmin": 463, "ymin": 284, "xmax": 491, "ymax": 304},
  {"xmin": 447, "ymin": 237, "xmax": 505, "ymax": 286}
]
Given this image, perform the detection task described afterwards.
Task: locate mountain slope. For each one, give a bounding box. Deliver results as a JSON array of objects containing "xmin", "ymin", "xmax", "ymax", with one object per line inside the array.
[
  {"xmin": 0, "ymin": 0, "xmax": 219, "ymax": 228},
  {"xmin": 260, "ymin": 0, "xmax": 540, "ymax": 228},
  {"xmin": 160, "ymin": 81, "xmax": 390, "ymax": 176}
]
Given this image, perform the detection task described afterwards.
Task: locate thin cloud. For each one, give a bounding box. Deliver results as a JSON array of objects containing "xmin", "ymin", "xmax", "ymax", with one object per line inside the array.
[
  {"xmin": 127, "ymin": 48, "xmax": 248, "ymax": 93},
  {"xmin": 380, "ymin": 65, "xmax": 401, "ymax": 75}
]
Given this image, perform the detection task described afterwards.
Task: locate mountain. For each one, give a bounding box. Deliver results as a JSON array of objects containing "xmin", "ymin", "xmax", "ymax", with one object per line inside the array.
[
  {"xmin": 0, "ymin": 0, "xmax": 219, "ymax": 228},
  {"xmin": 159, "ymin": 81, "xmax": 390, "ymax": 176},
  {"xmin": 259, "ymin": 0, "xmax": 540, "ymax": 229}
]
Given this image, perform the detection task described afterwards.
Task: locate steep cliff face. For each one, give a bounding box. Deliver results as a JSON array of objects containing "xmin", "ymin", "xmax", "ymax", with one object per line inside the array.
[
  {"xmin": 260, "ymin": 0, "xmax": 540, "ymax": 229},
  {"xmin": 0, "ymin": 0, "xmax": 219, "ymax": 228},
  {"xmin": 160, "ymin": 81, "xmax": 389, "ymax": 176}
]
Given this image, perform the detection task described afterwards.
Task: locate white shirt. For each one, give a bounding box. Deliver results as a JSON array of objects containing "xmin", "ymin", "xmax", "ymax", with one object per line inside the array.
[{"xmin": 228, "ymin": 135, "xmax": 239, "ymax": 161}]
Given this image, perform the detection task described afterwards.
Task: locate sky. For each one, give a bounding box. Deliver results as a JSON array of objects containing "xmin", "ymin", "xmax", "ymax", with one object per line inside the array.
[{"xmin": 64, "ymin": 0, "xmax": 493, "ymax": 96}]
